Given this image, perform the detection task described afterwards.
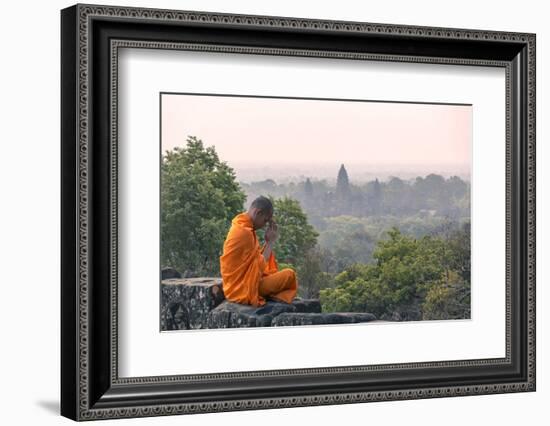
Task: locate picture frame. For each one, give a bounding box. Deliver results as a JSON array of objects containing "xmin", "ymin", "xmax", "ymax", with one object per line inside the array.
[{"xmin": 61, "ymin": 3, "xmax": 536, "ymax": 421}]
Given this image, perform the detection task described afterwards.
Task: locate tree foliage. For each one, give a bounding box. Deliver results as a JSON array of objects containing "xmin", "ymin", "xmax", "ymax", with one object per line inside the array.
[
  {"xmin": 265, "ymin": 197, "xmax": 319, "ymax": 267},
  {"xmin": 161, "ymin": 136, "xmax": 246, "ymax": 276},
  {"xmin": 256, "ymin": 197, "xmax": 329, "ymax": 298},
  {"xmin": 295, "ymin": 247, "xmax": 335, "ymax": 299},
  {"xmin": 320, "ymin": 226, "xmax": 470, "ymax": 320}
]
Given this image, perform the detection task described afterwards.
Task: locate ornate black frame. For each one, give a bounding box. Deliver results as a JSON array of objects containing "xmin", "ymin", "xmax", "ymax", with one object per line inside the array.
[{"xmin": 61, "ymin": 3, "xmax": 536, "ymax": 421}]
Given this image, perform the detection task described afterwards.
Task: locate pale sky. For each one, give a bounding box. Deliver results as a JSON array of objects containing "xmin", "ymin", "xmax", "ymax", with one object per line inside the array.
[{"xmin": 161, "ymin": 93, "xmax": 471, "ymax": 171}]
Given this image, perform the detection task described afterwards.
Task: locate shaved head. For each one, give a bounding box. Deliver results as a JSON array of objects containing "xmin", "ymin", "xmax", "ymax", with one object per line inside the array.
[
  {"xmin": 247, "ymin": 196, "xmax": 274, "ymax": 230},
  {"xmin": 250, "ymin": 196, "xmax": 273, "ymax": 215}
]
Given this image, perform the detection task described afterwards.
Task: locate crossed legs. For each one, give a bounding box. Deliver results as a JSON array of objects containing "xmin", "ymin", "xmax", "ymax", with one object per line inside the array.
[{"xmin": 259, "ymin": 268, "xmax": 298, "ymax": 304}]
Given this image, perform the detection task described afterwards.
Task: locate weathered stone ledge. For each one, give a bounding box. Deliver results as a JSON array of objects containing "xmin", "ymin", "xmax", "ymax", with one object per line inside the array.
[{"xmin": 161, "ymin": 276, "xmax": 376, "ymax": 330}]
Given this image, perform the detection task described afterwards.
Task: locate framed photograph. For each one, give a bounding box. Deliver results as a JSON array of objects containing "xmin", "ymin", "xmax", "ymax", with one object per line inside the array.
[{"xmin": 61, "ymin": 3, "xmax": 536, "ymax": 421}]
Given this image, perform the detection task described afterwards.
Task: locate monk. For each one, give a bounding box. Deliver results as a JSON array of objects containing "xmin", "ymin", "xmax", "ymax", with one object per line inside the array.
[{"xmin": 220, "ymin": 196, "xmax": 298, "ymax": 307}]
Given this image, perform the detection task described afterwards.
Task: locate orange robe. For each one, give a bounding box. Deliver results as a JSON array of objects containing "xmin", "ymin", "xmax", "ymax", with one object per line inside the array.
[{"xmin": 220, "ymin": 212, "xmax": 298, "ymax": 307}]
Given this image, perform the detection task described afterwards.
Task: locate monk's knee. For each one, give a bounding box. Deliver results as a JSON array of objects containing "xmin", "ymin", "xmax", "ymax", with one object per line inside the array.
[
  {"xmin": 280, "ymin": 268, "xmax": 295, "ymax": 278},
  {"xmin": 280, "ymin": 268, "xmax": 297, "ymax": 287}
]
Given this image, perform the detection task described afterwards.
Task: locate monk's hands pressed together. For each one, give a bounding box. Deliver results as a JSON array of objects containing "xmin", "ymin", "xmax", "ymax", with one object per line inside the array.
[
  {"xmin": 265, "ymin": 220, "xmax": 278, "ymax": 244},
  {"xmin": 262, "ymin": 220, "xmax": 278, "ymax": 263}
]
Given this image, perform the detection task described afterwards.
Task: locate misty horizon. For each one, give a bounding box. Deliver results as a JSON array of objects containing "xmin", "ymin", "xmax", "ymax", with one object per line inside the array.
[{"xmin": 231, "ymin": 163, "xmax": 470, "ymax": 184}]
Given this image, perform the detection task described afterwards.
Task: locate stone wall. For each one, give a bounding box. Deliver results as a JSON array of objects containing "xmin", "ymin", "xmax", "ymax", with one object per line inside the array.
[{"xmin": 160, "ymin": 277, "xmax": 376, "ymax": 331}]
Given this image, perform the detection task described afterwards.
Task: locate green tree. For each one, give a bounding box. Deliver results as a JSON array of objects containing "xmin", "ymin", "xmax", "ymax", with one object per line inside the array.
[
  {"xmin": 447, "ymin": 221, "xmax": 471, "ymax": 282},
  {"xmin": 422, "ymin": 270, "xmax": 471, "ymax": 320},
  {"xmin": 296, "ymin": 247, "xmax": 335, "ymax": 299},
  {"xmin": 161, "ymin": 136, "xmax": 246, "ymax": 276},
  {"xmin": 320, "ymin": 228, "xmax": 470, "ymax": 321},
  {"xmin": 265, "ymin": 197, "xmax": 319, "ymax": 268},
  {"xmin": 331, "ymin": 229, "xmax": 376, "ymax": 271},
  {"xmin": 422, "ymin": 221, "xmax": 471, "ymax": 319}
]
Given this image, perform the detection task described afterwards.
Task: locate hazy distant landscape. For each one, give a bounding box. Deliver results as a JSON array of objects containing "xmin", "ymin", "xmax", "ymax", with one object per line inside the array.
[{"xmin": 232, "ymin": 163, "xmax": 470, "ymax": 185}]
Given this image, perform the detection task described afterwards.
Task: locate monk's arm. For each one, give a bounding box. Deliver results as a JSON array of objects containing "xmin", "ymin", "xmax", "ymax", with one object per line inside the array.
[{"xmin": 262, "ymin": 240, "xmax": 274, "ymax": 262}]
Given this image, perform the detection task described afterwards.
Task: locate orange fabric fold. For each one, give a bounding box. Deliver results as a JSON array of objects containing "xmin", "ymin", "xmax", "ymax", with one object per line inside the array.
[
  {"xmin": 259, "ymin": 269, "xmax": 298, "ymax": 304},
  {"xmin": 220, "ymin": 212, "xmax": 279, "ymax": 306}
]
